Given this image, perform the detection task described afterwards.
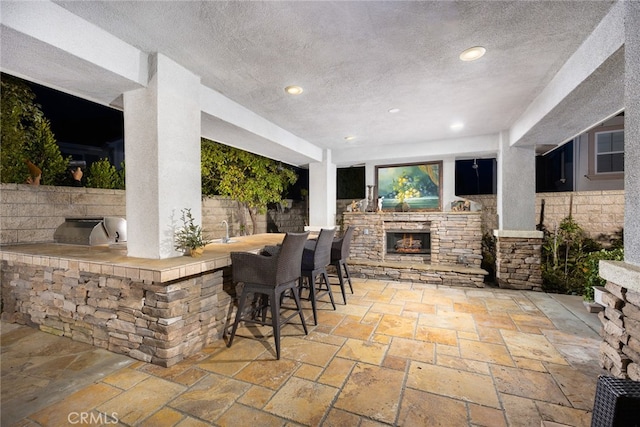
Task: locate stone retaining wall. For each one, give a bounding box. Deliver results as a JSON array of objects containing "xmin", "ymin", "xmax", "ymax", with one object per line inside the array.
[
  {"xmin": 0, "ymin": 183, "xmax": 273, "ymax": 245},
  {"xmin": 0, "ymin": 256, "xmax": 233, "ymax": 367},
  {"xmin": 0, "ymin": 184, "xmax": 126, "ymax": 244},
  {"xmin": 456, "ymin": 190, "xmax": 625, "ymax": 243}
]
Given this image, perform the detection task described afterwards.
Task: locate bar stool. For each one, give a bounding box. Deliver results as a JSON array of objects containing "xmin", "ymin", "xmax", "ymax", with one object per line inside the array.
[
  {"xmin": 299, "ymin": 228, "xmax": 336, "ymax": 325},
  {"xmin": 330, "ymin": 225, "xmax": 355, "ymax": 304},
  {"xmin": 227, "ymin": 232, "xmax": 309, "ymax": 359}
]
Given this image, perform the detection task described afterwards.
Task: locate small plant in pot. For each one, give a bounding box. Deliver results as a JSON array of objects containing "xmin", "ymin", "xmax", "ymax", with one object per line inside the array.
[{"xmin": 174, "ymin": 208, "xmax": 210, "ymax": 257}]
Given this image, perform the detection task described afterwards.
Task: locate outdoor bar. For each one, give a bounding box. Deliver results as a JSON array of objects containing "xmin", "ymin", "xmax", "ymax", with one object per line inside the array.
[{"xmin": 0, "ymin": 234, "xmax": 284, "ymax": 367}]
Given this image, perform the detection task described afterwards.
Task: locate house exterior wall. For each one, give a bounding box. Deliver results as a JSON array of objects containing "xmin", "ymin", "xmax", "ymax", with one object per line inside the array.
[{"xmin": 574, "ymin": 115, "xmax": 625, "ymax": 192}]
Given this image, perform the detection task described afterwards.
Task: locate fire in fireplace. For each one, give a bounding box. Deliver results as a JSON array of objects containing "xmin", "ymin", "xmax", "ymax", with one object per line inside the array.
[{"xmin": 386, "ymin": 231, "xmax": 431, "ymax": 255}]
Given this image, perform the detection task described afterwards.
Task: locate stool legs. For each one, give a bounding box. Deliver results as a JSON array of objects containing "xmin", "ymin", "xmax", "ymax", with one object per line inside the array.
[
  {"xmin": 332, "ymin": 259, "xmax": 353, "ymax": 304},
  {"xmin": 227, "ymin": 282, "xmax": 308, "ymax": 360},
  {"xmin": 300, "ymin": 269, "xmax": 336, "ymax": 325}
]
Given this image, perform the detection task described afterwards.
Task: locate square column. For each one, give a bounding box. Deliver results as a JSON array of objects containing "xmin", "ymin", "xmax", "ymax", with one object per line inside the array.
[
  {"xmin": 123, "ymin": 54, "xmax": 201, "ymax": 259},
  {"xmin": 624, "ymin": 0, "xmax": 640, "ymax": 267},
  {"xmin": 496, "ymin": 131, "xmax": 536, "ymax": 230},
  {"xmin": 494, "ymin": 131, "xmax": 543, "ymax": 289},
  {"xmin": 308, "ymin": 149, "xmax": 336, "ymax": 229},
  {"xmin": 596, "ymin": 0, "xmax": 640, "ymax": 382}
]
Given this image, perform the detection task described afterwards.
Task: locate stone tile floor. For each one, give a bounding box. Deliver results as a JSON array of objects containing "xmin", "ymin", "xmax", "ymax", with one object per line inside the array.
[{"xmin": 1, "ymin": 278, "xmax": 605, "ymax": 426}]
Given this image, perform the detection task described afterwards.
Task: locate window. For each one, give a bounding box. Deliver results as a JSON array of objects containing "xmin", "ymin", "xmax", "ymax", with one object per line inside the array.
[
  {"xmin": 595, "ymin": 130, "xmax": 624, "ymax": 174},
  {"xmin": 587, "ymin": 123, "xmax": 624, "ymax": 181}
]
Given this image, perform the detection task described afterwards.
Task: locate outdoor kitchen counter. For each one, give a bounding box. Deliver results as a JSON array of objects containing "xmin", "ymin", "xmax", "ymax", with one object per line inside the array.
[
  {"xmin": 0, "ymin": 233, "xmax": 285, "ymax": 284},
  {"xmin": 0, "ymin": 233, "xmax": 290, "ymax": 366}
]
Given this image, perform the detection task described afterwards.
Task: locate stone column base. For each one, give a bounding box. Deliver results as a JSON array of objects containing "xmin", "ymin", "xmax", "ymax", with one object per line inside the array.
[
  {"xmin": 493, "ymin": 230, "xmax": 543, "ymax": 291},
  {"xmin": 598, "ymin": 261, "xmax": 640, "ymax": 380}
]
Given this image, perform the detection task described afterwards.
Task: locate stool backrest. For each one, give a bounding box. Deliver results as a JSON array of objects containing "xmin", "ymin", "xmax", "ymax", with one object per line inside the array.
[
  {"xmin": 312, "ymin": 228, "xmax": 336, "ymax": 268},
  {"xmin": 276, "ymin": 232, "xmax": 310, "ymax": 284}
]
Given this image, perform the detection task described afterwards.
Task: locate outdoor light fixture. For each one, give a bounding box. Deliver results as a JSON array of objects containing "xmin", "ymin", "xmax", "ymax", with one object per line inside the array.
[
  {"xmin": 388, "ymin": 108, "xmax": 400, "ymax": 113},
  {"xmin": 344, "ymin": 135, "xmax": 356, "ymax": 141},
  {"xmin": 284, "ymin": 85, "xmax": 303, "ymax": 95},
  {"xmin": 459, "ymin": 46, "xmax": 486, "ymax": 61},
  {"xmin": 450, "ymin": 122, "xmax": 464, "ymax": 131}
]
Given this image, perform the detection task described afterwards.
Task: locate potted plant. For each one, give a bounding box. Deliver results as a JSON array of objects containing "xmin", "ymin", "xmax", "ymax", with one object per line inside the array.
[{"xmin": 174, "ymin": 208, "xmax": 210, "ymax": 257}]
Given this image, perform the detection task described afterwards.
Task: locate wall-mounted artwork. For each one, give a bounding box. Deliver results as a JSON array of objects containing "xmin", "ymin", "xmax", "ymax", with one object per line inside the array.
[{"xmin": 376, "ymin": 161, "xmax": 442, "ymax": 211}]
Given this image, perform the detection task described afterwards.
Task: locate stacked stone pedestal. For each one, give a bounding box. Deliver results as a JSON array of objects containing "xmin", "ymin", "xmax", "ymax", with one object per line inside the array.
[
  {"xmin": 494, "ymin": 230, "xmax": 543, "ymax": 292},
  {"xmin": 598, "ymin": 261, "xmax": 640, "ymax": 380}
]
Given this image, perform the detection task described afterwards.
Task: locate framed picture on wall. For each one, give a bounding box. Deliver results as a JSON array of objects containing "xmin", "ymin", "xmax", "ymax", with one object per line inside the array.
[{"xmin": 375, "ymin": 161, "xmax": 442, "ymax": 211}]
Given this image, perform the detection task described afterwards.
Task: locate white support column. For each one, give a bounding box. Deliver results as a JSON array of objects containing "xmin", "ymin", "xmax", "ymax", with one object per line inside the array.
[
  {"xmin": 496, "ymin": 130, "xmax": 537, "ymax": 231},
  {"xmin": 624, "ymin": 0, "xmax": 640, "ymax": 267},
  {"xmin": 494, "ymin": 130, "xmax": 542, "ymax": 290},
  {"xmin": 442, "ymin": 157, "xmax": 456, "ymax": 209},
  {"xmin": 308, "ymin": 149, "xmax": 336, "ymax": 229},
  {"xmin": 123, "ymin": 54, "xmax": 201, "ymax": 259}
]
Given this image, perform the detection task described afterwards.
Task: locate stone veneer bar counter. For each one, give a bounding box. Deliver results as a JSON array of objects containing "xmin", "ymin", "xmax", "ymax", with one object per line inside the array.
[{"xmin": 0, "ymin": 234, "xmax": 284, "ymax": 367}]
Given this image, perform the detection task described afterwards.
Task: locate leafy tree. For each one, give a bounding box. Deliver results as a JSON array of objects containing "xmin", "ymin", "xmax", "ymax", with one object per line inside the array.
[
  {"xmin": 1, "ymin": 74, "xmax": 68, "ymax": 184},
  {"xmin": 86, "ymin": 158, "xmax": 125, "ymax": 189},
  {"xmin": 201, "ymin": 138, "xmax": 297, "ymax": 234}
]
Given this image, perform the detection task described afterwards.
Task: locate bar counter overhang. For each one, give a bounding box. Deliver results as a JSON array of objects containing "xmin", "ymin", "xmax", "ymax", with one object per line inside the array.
[{"xmin": 0, "ymin": 234, "xmax": 285, "ymax": 367}]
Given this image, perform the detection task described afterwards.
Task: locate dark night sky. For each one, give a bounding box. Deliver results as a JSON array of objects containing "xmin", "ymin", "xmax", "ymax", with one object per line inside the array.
[{"xmin": 30, "ymin": 81, "xmax": 124, "ymax": 147}]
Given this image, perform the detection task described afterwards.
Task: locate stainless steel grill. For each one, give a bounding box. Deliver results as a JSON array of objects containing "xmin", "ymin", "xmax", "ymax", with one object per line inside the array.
[{"xmin": 54, "ymin": 217, "xmax": 126, "ymax": 246}]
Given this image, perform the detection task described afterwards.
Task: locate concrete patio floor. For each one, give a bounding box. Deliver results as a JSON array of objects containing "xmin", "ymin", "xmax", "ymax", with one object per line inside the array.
[{"xmin": 1, "ymin": 278, "xmax": 605, "ymax": 426}]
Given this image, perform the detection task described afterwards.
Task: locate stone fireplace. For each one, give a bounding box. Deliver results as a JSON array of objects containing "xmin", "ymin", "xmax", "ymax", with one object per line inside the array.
[
  {"xmin": 342, "ymin": 211, "xmax": 486, "ymax": 287},
  {"xmin": 386, "ymin": 231, "xmax": 431, "ymax": 256},
  {"xmin": 384, "ymin": 219, "xmax": 432, "ymax": 263}
]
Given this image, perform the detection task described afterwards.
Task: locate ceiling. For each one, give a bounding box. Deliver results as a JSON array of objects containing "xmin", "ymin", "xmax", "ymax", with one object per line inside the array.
[{"xmin": 1, "ymin": 1, "xmax": 622, "ymax": 167}]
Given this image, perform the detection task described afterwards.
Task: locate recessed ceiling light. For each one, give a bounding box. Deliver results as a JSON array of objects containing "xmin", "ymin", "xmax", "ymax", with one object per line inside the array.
[
  {"xmin": 344, "ymin": 136, "xmax": 356, "ymax": 141},
  {"xmin": 459, "ymin": 46, "xmax": 486, "ymax": 62},
  {"xmin": 284, "ymin": 85, "xmax": 303, "ymax": 95},
  {"xmin": 388, "ymin": 108, "xmax": 400, "ymax": 113},
  {"xmin": 450, "ymin": 122, "xmax": 464, "ymax": 131}
]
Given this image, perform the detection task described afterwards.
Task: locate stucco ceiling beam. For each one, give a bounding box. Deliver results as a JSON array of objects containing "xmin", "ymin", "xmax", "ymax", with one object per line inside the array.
[
  {"xmin": 200, "ymin": 86, "xmax": 323, "ymax": 166},
  {"xmin": 0, "ymin": 0, "xmax": 147, "ymax": 106},
  {"xmin": 510, "ymin": 0, "xmax": 625, "ymax": 148},
  {"xmin": 332, "ymin": 134, "xmax": 500, "ymax": 167}
]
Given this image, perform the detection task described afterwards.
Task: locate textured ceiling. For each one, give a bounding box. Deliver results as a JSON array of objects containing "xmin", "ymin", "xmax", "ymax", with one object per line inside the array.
[{"xmin": 42, "ymin": 1, "xmax": 616, "ymax": 160}]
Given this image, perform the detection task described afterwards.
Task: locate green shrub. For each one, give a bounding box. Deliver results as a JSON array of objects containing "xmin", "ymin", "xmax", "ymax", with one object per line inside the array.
[
  {"xmin": 581, "ymin": 247, "xmax": 624, "ymax": 301},
  {"xmin": 541, "ymin": 217, "xmax": 602, "ymax": 295},
  {"xmin": 86, "ymin": 158, "xmax": 125, "ymax": 189}
]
